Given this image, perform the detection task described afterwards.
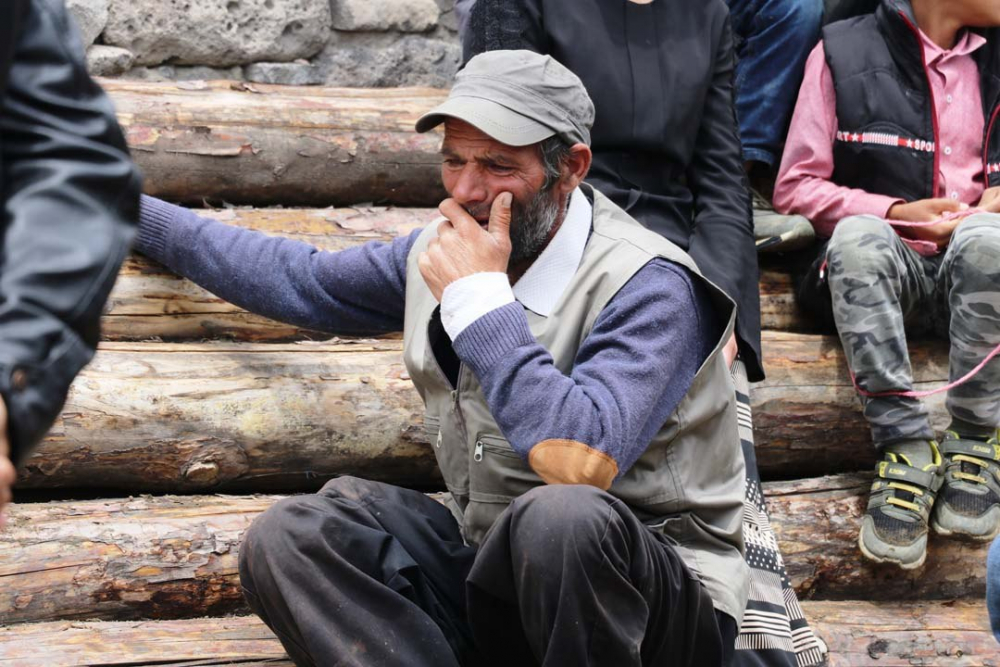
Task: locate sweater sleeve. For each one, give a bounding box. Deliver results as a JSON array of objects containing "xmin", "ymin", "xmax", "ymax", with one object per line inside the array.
[
  {"xmin": 452, "ymin": 258, "xmax": 720, "ymax": 489},
  {"xmin": 136, "ymin": 195, "xmax": 417, "ymax": 336},
  {"xmin": 773, "ymin": 43, "xmax": 903, "ymax": 236}
]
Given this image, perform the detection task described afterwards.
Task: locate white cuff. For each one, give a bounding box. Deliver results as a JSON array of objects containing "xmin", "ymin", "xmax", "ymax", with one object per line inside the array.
[{"xmin": 441, "ymin": 272, "xmax": 515, "ymax": 340}]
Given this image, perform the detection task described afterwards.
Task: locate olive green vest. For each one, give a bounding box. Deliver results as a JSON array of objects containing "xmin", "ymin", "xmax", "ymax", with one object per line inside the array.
[{"xmin": 402, "ymin": 186, "xmax": 748, "ymax": 624}]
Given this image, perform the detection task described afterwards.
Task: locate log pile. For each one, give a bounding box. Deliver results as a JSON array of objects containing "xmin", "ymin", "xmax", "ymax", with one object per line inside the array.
[{"xmin": 1, "ymin": 80, "xmax": 991, "ymax": 664}]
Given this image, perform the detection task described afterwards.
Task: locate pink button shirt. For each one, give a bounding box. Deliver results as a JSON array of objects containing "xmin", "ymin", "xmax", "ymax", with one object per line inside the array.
[{"xmin": 773, "ymin": 28, "xmax": 987, "ymax": 255}]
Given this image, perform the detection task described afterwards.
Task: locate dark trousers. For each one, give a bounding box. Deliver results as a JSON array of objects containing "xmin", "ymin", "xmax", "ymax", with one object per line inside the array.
[{"xmin": 239, "ymin": 477, "xmax": 736, "ymax": 667}]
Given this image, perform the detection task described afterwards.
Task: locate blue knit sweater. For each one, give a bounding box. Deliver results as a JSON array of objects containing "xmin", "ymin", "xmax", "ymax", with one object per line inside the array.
[{"xmin": 136, "ymin": 195, "xmax": 720, "ymax": 477}]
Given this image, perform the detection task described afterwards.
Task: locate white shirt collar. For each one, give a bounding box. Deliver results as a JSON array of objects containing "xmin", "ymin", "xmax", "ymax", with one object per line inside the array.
[{"xmin": 513, "ymin": 188, "xmax": 592, "ymax": 317}]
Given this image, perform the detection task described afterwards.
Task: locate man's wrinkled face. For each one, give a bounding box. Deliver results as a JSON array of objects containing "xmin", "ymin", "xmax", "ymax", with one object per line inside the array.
[{"xmin": 440, "ymin": 119, "xmax": 563, "ymax": 263}]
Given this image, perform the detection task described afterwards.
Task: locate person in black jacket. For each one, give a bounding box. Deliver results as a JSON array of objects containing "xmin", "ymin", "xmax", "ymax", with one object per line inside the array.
[
  {"xmin": 463, "ymin": 0, "xmax": 762, "ymax": 382},
  {"xmin": 0, "ymin": 0, "xmax": 140, "ymax": 526}
]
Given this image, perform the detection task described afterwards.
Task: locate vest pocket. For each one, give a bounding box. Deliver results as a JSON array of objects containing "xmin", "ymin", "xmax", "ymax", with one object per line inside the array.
[
  {"xmin": 468, "ymin": 433, "xmax": 541, "ymax": 504},
  {"xmin": 424, "ymin": 415, "xmax": 442, "ymax": 449}
]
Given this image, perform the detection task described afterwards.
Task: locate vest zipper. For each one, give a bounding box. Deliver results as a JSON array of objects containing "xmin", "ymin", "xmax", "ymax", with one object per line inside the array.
[
  {"xmin": 898, "ymin": 12, "xmax": 941, "ymax": 197},
  {"xmin": 474, "ymin": 439, "xmax": 484, "ymax": 462}
]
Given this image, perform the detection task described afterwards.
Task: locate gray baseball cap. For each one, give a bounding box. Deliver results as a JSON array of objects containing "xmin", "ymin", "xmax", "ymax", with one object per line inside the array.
[{"xmin": 415, "ymin": 50, "xmax": 595, "ymax": 147}]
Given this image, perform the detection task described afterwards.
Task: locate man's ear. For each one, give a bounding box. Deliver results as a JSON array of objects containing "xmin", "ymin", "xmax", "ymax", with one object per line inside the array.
[{"xmin": 558, "ymin": 143, "xmax": 593, "ymax": 194}]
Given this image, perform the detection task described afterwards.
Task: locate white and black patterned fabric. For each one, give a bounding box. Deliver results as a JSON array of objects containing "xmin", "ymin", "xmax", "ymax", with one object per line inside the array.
[{"xmin": 731, "ymin": 360, "xmax": 827, "ymax": 667}]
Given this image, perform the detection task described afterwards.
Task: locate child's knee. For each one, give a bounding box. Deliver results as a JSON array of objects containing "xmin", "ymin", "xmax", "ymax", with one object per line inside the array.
[
  {"xmin": 828, "ymin": 216, "xmax": 896, "ymax": 274},
  {"xmin": 949, "ymin": 217, "xmax": 1000, "ymax": 279}
]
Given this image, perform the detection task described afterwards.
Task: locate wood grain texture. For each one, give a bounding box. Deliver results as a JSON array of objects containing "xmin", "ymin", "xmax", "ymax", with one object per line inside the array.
[
  {"xmin": 1, "ymin": 476, "xmax": 990, "ymax": 624},
  {"xmin": 17, "ymin": 333, "xmax": 947, "ymax": 491},
  {"xmin": 103, "ymin": 79, "xmax": 449, "ymax": 207},
  {"xmin": 17, "ymin": 341, "xmax": 439, "ymax": 492},
  {"xmin": 766, "ymin": 474, "xmax": 989, "ymax": 602},
  {"xmin": 751, "ymin": 332, "xmax": 951, "ymax": 479},
  {"xmin": 0, "ymin": 602, "xmax": 992, "ymax": 667}
]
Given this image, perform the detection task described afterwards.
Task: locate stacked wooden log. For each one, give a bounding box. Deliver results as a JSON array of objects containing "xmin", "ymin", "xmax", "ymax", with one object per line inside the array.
[{"xmin": 0, "ymin": 80, "xmax": 993, "ymax": 666}]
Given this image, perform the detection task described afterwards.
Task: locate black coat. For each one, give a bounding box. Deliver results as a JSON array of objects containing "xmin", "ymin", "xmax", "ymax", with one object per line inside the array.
[
  {"xmin": 466, "ymin": 0, "xmax": 763, "ymax": 380},
  {"xmin": 0, "ymin": 0, "xmax": 140, "ymax": 465}
]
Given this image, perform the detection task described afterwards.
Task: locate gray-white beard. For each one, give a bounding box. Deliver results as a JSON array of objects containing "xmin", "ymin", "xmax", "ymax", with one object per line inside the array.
[{"xmin": 509, "ymin": 188, "xmax": 562, "ymax": 263}]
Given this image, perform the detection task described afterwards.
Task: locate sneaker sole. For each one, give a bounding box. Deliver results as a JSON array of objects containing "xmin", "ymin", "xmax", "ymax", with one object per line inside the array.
[
  {"xmin": 857, "ymin": 527, "xmax": 926, "ymax": 570},
  {"xmin": 931, "ymin": 504, "xmax": 1000, "ymax": 541}
]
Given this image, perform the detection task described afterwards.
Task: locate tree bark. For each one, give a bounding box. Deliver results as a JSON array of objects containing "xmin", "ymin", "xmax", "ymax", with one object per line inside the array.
[
  {"xmin": 752, "ymin": 333, "xmax": 951, "ymax": 478},
  {"xmin": 17, "ymin": 341, "xmax": 440, "ymax": 493},
  {"xmin": 106, "ymin": 207, "xmax": 807, "ymax": 341},
  {"xmin": 0, "ymin": 476, "xmax": 989, "ymax": 624},
  {"xmin": 0, "ymin": 601, "xmax": 992, "ymax": 666},
  {"xmin": 765, "ymin": 474, "xmax": 988, "ymax": 602},
  {"xmin": 801, "ymin": 600, "xmax": 996, "ymax": 667},
  {"xmin": 104, "ymin": 79, "xmax": 449, "ymax": 207},
  {"xmin": 15, "ymin": 334, "xmax": 949, "ymax": 491}
]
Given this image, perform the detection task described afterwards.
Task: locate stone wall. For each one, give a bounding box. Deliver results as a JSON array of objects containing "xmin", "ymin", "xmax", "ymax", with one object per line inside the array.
[{"xmin": 68, "ymin": 0, "xmax": 462, "ymax": 87}]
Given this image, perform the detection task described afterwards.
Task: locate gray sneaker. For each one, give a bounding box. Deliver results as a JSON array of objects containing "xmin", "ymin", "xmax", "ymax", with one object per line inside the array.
[
  {"xmin": 931, "ymin": 430, "xmax": 1000, "ymax": 541},
  {"xmin": 858, "ymin": 443, "xmax": 943, "ymax": 569},
  {"xmin": 751, "ymin": 191, "xmax": 815, "ymax": 253}
]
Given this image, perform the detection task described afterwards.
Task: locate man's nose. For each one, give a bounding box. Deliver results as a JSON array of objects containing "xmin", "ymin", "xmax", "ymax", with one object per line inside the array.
[{"xmin": 450, "ymin": 164, "xmax": 488, "ymax": 205}]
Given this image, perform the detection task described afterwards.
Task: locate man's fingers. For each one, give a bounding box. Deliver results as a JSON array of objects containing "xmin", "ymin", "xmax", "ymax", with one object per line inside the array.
[
  {"xmin": 438, "ymin": 198, "xmax": 479, "ymax": 235},
  {"xmin": 488, "ymin": 192, "xmax": 513, "ymax": 245}
]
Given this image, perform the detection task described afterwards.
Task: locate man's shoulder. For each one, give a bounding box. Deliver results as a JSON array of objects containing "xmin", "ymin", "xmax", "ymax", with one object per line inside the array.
[{"xmin": 587, "ymin": 187, "xmax": 703, "ymax": 275}]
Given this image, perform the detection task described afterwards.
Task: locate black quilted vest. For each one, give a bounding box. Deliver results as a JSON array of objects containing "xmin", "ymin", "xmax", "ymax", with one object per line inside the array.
[{"xmin": 823, "ymin": 0, "xmax": 1000, "ymax": 200}]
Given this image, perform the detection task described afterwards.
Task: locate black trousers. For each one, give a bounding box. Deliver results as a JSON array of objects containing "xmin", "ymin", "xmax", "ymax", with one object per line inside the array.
[{"xmin": 239, "ymin": 477, "xmax": 736, "ymax": 667}]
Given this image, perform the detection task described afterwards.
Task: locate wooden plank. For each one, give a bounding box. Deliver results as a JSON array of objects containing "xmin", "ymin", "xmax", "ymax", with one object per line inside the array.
[
  {"xmin": 16, "ymin": 332, "xmax": 946, "ymax": 491},
  {"xmin": 17, "ymin": 340, "xmax": 439, "ymax": 493},
  {"xmin": 0, "ymin": 600, "xmax": 993, "ymax": 666},
  {"xmin": 104, "ymin": 207, "xmax": 808, "ymax": 341},
  {"xmin": 103, "ymin": 79, "xmax": 449, "ymax": 207},
  {"xmin": 0, "ymin": 476, "xmax": 991, "ymax": 624},
  {"xmin": 0, "ymin": 616, "xmax": 292, "ymax": 666},
  {"xmin": 766, "ymin": 474, "xmax": 989, "ymax": 602},
  {"xmin": 752, "ymin": 333, "xmax": 950, "ymax": 479},
  {"xmin": 804, "ymin": 600, "xmax": 997, "ymax": 667}
]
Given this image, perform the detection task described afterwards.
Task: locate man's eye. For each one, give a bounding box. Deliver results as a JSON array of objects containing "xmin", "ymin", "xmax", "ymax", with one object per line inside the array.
[
  {"xmin": 488, "ymin": 164, "xmax": 514, "ymax": 174},
  {"xmin": 443, "ymin": 159, "xmax": 463, "ymax": 168}
]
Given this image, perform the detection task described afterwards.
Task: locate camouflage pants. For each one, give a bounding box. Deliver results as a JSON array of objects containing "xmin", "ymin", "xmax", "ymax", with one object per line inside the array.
[{"xmin": 825, "ymin": 214, "xmax": 1000, "ymax": 446}]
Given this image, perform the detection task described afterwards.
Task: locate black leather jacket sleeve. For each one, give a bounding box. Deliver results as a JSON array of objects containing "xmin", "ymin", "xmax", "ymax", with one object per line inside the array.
[
  {"xmin": 0, "ymin": 0, "xmax": 140, "ymax": 466},
  {"xmin": 684, "ymin": 11, "xmax": 761, "ymax": 378}
]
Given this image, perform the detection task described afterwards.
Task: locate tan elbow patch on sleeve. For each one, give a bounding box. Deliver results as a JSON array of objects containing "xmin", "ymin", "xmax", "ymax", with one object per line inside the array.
[{"xmin": 528, "ymin": 440, "xmax": 619, "ymax": 490}]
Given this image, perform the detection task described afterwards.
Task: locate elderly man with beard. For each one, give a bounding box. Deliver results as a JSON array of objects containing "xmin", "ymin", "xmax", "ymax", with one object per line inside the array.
[{"xmin": 134, "ymin": 51, "xmax": 747, "ymax": 667}]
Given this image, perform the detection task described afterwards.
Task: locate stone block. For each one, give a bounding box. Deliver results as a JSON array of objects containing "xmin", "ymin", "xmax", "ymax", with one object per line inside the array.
[
  {"xmin": 103, "ymin": 0, "xmax": 331, "ymax": 67},
  {"xmin": 331, "ymin": 0, "xmax": 439, "ymax": 33},
  {"xmin": 86, "ymin": 45, "xmax": 134, "ymax": 77},
  {"xmin": 316, "ymin": 33, "xmax": 459, "ymax": 87},
  {"xmin": 122, "ymin": 65, "xmax": 244, "ymax": 82},
  {"xmin": 434, "ymin": 0, "xmax": 458, "ymax": 32},
  {"xmin": 66, "ymin": 0, "xmax": 109, "ymax": 46},
  {"xmin": 244, "ymin": 61, "xmax": 324, "ymax": 85}
]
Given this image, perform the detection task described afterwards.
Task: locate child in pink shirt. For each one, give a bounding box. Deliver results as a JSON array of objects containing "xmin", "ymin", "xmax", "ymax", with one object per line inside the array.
[{"xmin": 774, "ymin": 0, "xmax": 1000, "ymax": 569}]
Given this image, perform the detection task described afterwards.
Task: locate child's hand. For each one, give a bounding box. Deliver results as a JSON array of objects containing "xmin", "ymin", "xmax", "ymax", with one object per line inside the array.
[
  {"xmin": 906, "ymin": 218, "xmax": 962, "ymax": 249},
  {"xmin": 888, "ymin": 198, "xmax": 968, "ymax": 249},
  {"xmin": 887, "ymin": 198, "xmax": 965, "ymax": 222},
  {"xmin": 977, "ymin": 186, "xmax": 1000, "ymax": 213}
]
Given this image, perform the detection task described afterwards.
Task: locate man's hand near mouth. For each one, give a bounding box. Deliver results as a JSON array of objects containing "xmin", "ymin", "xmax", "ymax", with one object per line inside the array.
[{"xmin": 419, "ymin": 193, "xmax": 513, "ymax": 302}]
